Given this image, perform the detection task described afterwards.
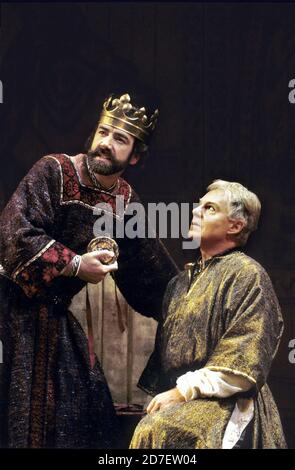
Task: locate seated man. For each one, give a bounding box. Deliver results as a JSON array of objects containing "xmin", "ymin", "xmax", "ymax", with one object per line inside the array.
[{"xmin": 130, "ymin": 179, "xmax": 287, "ymax": 449}]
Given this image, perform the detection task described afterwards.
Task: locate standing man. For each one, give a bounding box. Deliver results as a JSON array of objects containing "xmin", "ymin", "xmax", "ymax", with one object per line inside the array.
[
  {"xmin": 130, "ymin": 180, "xmax": 287, "ymax": 449},
  {"xmin": 0, "ymin": 93, "xmax": 178, "ymax": 448}
]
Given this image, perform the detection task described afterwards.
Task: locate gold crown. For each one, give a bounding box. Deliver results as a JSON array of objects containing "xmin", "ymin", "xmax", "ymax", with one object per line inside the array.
[{"xmin": 99, "ymin": 93, "xmax": 159, "ymax": 142}]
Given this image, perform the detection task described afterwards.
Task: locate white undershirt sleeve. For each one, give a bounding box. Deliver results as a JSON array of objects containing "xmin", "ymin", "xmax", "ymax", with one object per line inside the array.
[{"xmin": 176, "ymin": 367, "xmax": 252, "ymax": 401}]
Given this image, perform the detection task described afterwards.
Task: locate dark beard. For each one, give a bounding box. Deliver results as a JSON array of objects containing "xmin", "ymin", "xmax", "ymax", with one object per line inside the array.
[{"xmin": 87, "ymin": 147, "xmax": 131, "ymax": 175}]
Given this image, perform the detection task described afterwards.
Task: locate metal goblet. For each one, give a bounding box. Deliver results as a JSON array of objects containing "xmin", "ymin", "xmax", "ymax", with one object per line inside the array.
[{"xmin": 87, "ymin": 236, "xmax": 119, "ymax": 265}]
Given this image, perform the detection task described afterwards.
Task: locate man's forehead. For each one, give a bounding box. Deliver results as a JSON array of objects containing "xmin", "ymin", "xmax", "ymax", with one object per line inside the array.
[
  {"xmin": 199, "ymin": 189, "xmax": 229, "ymax": 205},
  {"xmin": 97, "ymin": 123, "xmax": 133, "ymax": 139}
]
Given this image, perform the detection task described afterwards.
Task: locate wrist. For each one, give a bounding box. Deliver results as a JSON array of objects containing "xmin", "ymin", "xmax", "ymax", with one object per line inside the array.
[
  {"xmin": 176, "ymin": 372, "xmax": 199, "ymax": 401},
  {"xmin": 61, "ymin": 255, "xmax": 82, "ymax": 277}
]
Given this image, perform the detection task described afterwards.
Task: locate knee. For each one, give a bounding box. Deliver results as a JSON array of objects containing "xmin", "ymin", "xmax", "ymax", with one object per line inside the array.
[{"xmin": 130, "ymin": 414, "xmax": 158, "ymax": 448}]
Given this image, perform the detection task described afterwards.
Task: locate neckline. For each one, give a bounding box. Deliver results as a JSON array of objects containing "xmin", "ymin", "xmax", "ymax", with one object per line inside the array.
[
  {"xmin": 192, "ymin": 246, "xmax": 242, "ymax": 277},
  {"xmin": 186, "ymin": 247, "xmax": 242, "ymax": 294},
  {"xmin": 198, "ymin": 246, "xmax": 241, "ymax": 265}
]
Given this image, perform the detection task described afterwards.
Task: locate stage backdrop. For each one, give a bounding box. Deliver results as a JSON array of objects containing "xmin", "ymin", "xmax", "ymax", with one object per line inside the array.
[{"xmin": 0, "ymin": 3, "xmax": 294, "ymax": 447}]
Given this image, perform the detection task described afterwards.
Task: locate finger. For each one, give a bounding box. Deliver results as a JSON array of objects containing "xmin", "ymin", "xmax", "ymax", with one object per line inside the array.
[
  {"xmin": 147, "ymin": 399, "xmax": 160, "ymax": 415},
  {"xmin": 146, "ymin": 399, "xmax": 156, "ymax": 415},
  {"xmin": 92, "ymin": 249, "xmax": 115, "ymax": 259},
  {"xmin": 150, "ymin": 402, "xmax": 161, "ymax": 415},
  {"xmin": 94, "ymin": 262, "xmax": 117, "ymax": 276},
  {"xmin": 104, "ymin": 261, "xmax": 118, "ymax": 272}
]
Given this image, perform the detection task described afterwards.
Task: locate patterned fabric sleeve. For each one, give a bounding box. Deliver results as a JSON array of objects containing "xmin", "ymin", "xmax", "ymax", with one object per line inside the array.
[{"xmin": 0, "ymin": 156, "xmax": 76, "ymax": 298}]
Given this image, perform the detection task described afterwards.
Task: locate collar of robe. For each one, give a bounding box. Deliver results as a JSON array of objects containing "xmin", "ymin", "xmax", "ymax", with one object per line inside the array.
[{"xmin": 186, "ymin": 246, "xmax": 242, "ymax": 292}]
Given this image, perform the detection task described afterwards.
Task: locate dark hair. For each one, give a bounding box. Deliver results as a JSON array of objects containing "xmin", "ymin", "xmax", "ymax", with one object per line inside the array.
[
  {"xmin": 83, "ymin": 126, "xmax": 97, "ymax": 153},
  {"xmin": 132, "ymin": 139, "xmax": 149, "ymax": 165}
]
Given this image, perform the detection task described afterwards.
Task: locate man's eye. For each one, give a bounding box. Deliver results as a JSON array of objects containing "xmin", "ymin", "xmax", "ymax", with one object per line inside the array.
[
  {"xmin": 98, "ymin": 130, "xmax": 107, "ymax": 136},
  {"xmin": 116, "ymin": 137, "xmax": 125, "ymax": 143},
  {"xmin": 206, "ymin": 205, "xmax": 215, "ymax": 212}
]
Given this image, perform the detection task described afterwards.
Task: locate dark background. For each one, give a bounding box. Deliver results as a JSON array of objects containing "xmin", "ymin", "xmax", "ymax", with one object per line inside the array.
[{"xmin": 0, "ymin": 2, "xmax": 294, "ymax": 447}]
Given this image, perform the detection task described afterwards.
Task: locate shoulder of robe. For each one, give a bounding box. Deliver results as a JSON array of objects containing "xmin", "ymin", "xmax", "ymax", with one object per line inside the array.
[
  {"xmin": 30, "ymin": 153, "xmax": 67, "ymax": 175},
  {"xmin": 223, "ymin": 251, "xmax": 273, "ymax": 286}
]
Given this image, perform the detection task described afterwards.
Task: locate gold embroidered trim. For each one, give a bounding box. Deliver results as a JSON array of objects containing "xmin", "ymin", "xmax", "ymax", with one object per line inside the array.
[
  {"xmin": 12, "ymin": 239, "xmax": 56, "ymax": 280},
  {"xmin": 46, "ymin": 155, "xmax": 132, "ymax": 221}
]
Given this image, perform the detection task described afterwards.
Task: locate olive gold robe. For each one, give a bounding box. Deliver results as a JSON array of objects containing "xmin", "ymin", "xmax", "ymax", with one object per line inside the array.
[{"xmin": 130, "ymin": 250, "xmax": 287, "ymax": 449}]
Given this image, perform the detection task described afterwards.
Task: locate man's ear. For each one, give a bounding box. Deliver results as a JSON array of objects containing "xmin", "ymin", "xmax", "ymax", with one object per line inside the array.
[
  {"xmin": 129, "ymin": 153, "xmax": 140, "ymax": 166},
  {"xmin": 227, "ymin": 218, "xmax": 245, "ymax": 236}
]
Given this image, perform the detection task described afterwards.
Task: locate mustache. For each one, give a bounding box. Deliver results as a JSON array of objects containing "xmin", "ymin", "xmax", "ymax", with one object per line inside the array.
[{"xmin": 88, "ymin": 147, "xmax": 115, "ymax": 159}]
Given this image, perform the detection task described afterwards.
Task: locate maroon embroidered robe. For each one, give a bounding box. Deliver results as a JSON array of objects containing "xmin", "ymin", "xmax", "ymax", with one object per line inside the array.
[{"xmin": 0, "ymin": 153, "xmax": 178, "ymax": 448}]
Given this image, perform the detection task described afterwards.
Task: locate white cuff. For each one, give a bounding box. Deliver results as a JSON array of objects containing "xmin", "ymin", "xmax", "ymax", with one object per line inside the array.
[{"xmin": 176, "ymin": 368, "xmax": 247, "ymax": 402}]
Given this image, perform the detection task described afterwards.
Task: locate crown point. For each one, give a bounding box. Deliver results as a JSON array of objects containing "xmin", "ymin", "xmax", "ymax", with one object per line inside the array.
[
  {"xmin": 100, "ymin": 92, "xmax": 158, "ymax": 142},
  {"xmin": 122, "ymin": 103, "xmax": 132, "ymax": 112},
  {"xmin": 120, "ymin": 94, "xmax": 130, "ymax": 103}
]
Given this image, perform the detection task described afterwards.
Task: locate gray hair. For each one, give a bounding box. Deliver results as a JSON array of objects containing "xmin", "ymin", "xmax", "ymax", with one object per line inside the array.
[{"xmin": 207, "ymin": 179, "xmax": 261, "ymax": 246}]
